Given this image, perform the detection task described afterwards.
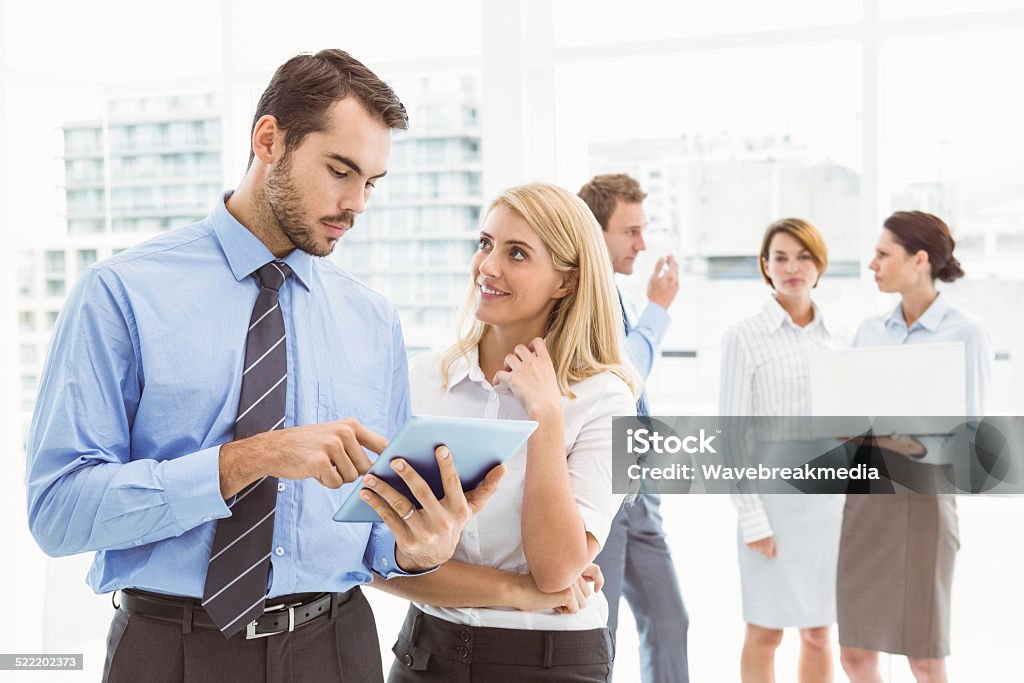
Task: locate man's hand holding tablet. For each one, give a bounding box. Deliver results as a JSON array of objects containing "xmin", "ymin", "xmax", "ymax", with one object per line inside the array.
[
  {"xmin": 360, "ymin": 445, "xmax": 506, "ymax": 572},
  {"xmin": 220, "ymin": 416, "xmax": 512, "ymax": 573},
  {"xmin": 332, "ymin": 415, "xmax": 537, "ymax": 571}
]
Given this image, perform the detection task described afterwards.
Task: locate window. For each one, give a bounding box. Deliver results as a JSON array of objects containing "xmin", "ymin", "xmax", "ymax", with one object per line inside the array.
[
  {"xmin": 69, "ymin": 219, "xmax": 105, "ymax": 234},
  {"xmin": 65, "ymin": 158, "xmax": 104, "ymax": 183},
  {"xmin": 64, "ymin": 127, "xmax": 101, "ymax": 155},
  {"xmin": 46, "ymin": 279, "xmax": 66, "ymax": 297},
  {"xmin": 46, "ymin": 253, "xmax": 66, "ymax": 278},
  {"xmin": 18, "ymin": 251, "xmax": 35, "ymax": 297},
  {"xmin": 66, "ymin": 189, "xmax": 104, "ymax": 215},
  {"xmin": 76, "ymin": 249, "xmax": 98, "ymax": 272}
]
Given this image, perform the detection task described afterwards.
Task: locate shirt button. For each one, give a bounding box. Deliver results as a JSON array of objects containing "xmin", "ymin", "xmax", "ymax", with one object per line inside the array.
[
  {"xmin": 382, "ymin": 558, "xmax": 389, "ymax": 568},
  {"xmin": 457, "ymin": 645, "xmax": 469, "ymax": 658},
  {"xmin": 277, "ymin": 482, "xmax": 286, "ymax": 492},
  {"xmin": 460, "ymin": 630, "xmax": 470, "ymax": 642},
  {"xmin": 274, "ymin": 546, "xmax": 285, "ymax": 556},
  {"xmin": 402, "ymin": 654, "xmax": 414, "ymax": 667}
]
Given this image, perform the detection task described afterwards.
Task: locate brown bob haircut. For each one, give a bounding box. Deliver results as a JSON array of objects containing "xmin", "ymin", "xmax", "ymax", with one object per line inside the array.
[
  {"xmin": 577, "ymin": 174, "xmax": 647, "ymax": 231},
  {"xmin": 247, "ymin": 49, "xmax": 408, "ymax": 167},
  {"xmin": 883, "ymin": 211, "xmax": 965, "ymax": 283},
  {"xmin": 758, "ymin": 218, "xmax": 829, "ymax": 288}
]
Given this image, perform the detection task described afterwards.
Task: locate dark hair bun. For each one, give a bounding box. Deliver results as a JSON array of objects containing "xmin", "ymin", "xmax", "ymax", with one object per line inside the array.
[
  {"xmin": 936, "ymin": 257, "xmax": 965, "ymax": 283},
  {"xmin": 884, "ymin": 211, "xmax": 964, "ymax": 283}
]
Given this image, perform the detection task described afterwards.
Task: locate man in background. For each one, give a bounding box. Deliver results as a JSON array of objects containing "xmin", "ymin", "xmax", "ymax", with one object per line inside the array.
[{"xmin": 579, "ymin": 173, "xmax": 689, "ymax": 683}]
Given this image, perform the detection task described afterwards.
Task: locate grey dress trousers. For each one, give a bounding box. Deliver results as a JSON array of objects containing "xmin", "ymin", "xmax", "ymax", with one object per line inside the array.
[
  {"xmin": 594, "ymin": 494, "xmax": 689, "ymax": 683},
  {"xmin": 102, "ymin": 588, "xmax": 384, "ymax": 682}
]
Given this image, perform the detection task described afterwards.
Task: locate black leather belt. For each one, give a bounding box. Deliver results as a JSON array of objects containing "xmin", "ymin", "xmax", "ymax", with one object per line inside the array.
[{"xmin": 119, "ymin": 589, "xmax": 340, "ymax": 640}]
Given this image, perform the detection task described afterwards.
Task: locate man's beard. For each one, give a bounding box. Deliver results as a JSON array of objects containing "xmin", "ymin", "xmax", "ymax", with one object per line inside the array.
[{"xmin": 257, "ymin": 155, "xmax": 355, "ymax": 258}]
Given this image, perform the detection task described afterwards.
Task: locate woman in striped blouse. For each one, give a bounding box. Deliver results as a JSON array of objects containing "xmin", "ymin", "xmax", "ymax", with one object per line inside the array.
[{"xmin": 719, "ymin": 218, "xmax": 848, "ymax": 683}]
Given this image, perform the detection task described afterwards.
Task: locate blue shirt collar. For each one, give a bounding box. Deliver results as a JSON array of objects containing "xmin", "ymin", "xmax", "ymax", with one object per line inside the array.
[
  {"xmin": 211, "ymin": 191, "xmax": 314, "ymax": 291},
  {"xmin": 884, "ymin": 292, "xmax": 949, "ymax": 332}
]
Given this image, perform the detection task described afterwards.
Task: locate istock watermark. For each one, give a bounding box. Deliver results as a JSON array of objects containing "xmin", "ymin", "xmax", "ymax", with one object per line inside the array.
[
  {"xmin": 612, "ymin": 415, "xmax": 1024, "ymax": 495},
  {"xmin": 626, "ymin": 427, "xmax": 718, "ymax": 455}
]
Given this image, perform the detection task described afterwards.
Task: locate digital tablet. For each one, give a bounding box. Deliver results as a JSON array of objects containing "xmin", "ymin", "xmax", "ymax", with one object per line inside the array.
[{"xmin": 332, "ymin": 415, "xmax": 537, "ymax": 523}]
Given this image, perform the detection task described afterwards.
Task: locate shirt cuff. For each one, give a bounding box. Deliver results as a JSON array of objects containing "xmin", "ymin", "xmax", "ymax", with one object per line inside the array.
[
  {"xmin": 160, "ymin": 445, "xmax": 231, "ymax": 532},
  {"xmin": 638, "ymin": 303, "xmax": 671, "ymax": 340},
  {"xmin": 367, "ymin": 524, "xmax": 438, "ymax": 579},
  {"xmin": 576, "ymin": 495, "xmax": 623, "ymax": 551},
  {"xmin": 737, "ymin": 502, "xmax": 774, "ymax": 544}
]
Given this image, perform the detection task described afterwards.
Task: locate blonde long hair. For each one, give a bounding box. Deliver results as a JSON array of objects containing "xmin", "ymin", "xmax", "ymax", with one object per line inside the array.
[{"xmin": 439, "ymin": 183, "xmax": 639, "ymax": 400}]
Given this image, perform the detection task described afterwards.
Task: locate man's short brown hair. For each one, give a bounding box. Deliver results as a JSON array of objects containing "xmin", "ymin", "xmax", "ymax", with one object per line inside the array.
[
  {"xmin": 248, "ymin": 49, "xmax": 409, "ymax": 166},
  {"xmin": 577, "ymin": 174, "xmax": 647, "ymax": 231}
]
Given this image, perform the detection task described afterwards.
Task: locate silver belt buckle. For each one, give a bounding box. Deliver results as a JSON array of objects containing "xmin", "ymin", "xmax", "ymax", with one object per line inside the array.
[{"xmin": 245, "ymin": 602, "xmax": 296, "ymax": 640}]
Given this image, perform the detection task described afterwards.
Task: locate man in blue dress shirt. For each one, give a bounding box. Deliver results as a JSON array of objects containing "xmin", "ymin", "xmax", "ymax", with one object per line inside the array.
[
  {"xmin": 25, "ymin": 50, "xmax": 501, "ymax": 682},
  {"xmin": 579, "ymin": 174, "xmax": 689, "ymax": 683}
]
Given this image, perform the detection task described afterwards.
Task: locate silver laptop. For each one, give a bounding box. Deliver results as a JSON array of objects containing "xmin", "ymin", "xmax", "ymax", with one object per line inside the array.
[{"xmin": 808, "ymin": 342, "xmax": 966, "ymax": 438}]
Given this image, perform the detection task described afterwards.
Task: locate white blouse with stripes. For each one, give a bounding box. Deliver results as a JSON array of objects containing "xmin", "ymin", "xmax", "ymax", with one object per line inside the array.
[{"xmin": 718, "ymin": 296, "xmax": 851, "ymax": 543}]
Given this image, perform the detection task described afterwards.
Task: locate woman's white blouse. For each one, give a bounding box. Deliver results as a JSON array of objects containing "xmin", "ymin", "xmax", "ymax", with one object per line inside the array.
[
  {"xmin": 719, "ymin": 297, "xmax": 851, "ymax": 543},
  {"xmin": 409, "ymin": 347, "xmax": 635, "ymax": 630}
]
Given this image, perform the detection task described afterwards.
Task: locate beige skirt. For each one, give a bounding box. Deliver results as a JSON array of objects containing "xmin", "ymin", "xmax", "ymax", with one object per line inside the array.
[{"xmin": 837, "ymin": 494, "xmax": 959, "ymax": 658}]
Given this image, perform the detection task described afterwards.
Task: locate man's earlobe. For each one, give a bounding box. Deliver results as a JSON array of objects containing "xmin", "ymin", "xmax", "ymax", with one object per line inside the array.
[{"xmin": 251, "ymin": 115, "xmax": 282, "ymax": 165}]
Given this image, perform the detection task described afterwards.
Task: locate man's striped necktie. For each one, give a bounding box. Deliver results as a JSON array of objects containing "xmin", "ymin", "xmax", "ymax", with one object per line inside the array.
[{"xmin": 202, "ymin": 260, "xmax": 290, "ymax": 638}]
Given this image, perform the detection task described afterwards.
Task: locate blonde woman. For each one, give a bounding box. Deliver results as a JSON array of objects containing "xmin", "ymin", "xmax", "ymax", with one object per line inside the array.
[
  {"xmin": 719, "ymin": 218, "xmax": 848, "ymax": 683},
  {"xmin": 367, "ymin": 183, "xmax": 638, "ymax": 682}
]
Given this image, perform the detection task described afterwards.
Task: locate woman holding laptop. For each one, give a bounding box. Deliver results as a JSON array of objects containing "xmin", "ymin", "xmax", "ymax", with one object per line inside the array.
[
  {"xmin": 838, "ymin": 211, "xmax": 993, "ymax": 683},
  {"xmin": 719, "ymin": 218, "xmax": 848, "ymax": 683},
  {"xmin": 365, "ymin": 183, "xmax": 637, "ymax": 682}
]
